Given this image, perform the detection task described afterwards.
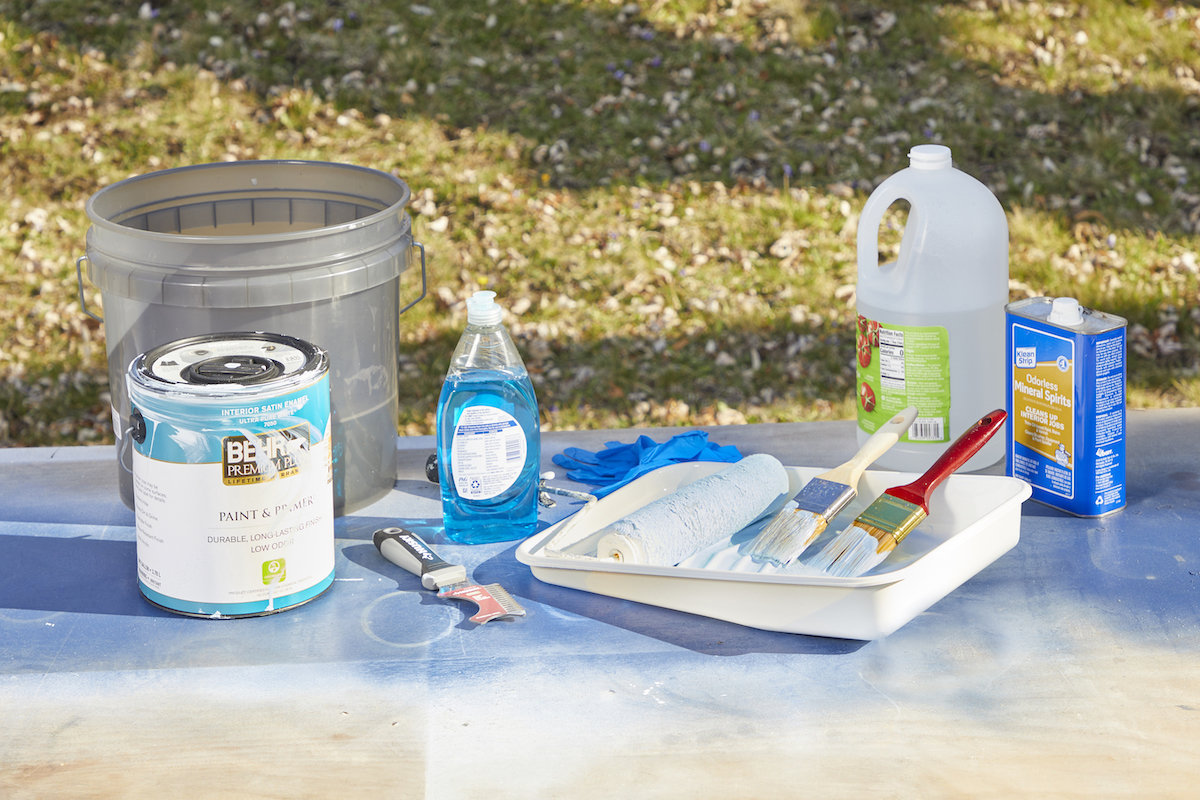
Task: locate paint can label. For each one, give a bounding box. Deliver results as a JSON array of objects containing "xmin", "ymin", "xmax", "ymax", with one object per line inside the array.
[
  {"xmin": 128, "ymin": 333, "xmax": 335, "ymax": 617},
  {"xmin": 1006, "ymin": 299, "xmax": 1127, "ymax": 517}
]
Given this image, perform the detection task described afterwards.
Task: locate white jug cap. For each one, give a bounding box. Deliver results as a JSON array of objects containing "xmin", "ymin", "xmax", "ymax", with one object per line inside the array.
[
  {"xmin": 466, "ymin": 290, "xmax": 503, "ymax": 325},
  {"xmin": 1047, "ymin": 296, "xmax": 1084, "ymax": 326},
  {"xmin": 909, "ymin": 144, "xmax": 952, "ymax": 170}
]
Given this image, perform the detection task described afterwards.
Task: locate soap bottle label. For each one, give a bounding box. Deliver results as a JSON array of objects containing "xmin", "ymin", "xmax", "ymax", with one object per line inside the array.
[
  {"xmin": 450, "ymin": 404, "xmax": 527, "ymax": 500},
  {"xmin": 857, "ymin": 314, "xmax": 951, "ymax": 443}
]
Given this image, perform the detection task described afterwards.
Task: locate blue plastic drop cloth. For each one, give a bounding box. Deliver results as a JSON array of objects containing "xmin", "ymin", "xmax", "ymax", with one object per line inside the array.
[{"xmin": 551, "ymin": 431, "xmax": 742, "ymax": 498}]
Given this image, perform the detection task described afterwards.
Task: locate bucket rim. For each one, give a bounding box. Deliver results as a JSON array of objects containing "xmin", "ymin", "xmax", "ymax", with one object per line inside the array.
[{"xmin": 85, "ymin": 159, "xmax": 412, "ymax": 247}]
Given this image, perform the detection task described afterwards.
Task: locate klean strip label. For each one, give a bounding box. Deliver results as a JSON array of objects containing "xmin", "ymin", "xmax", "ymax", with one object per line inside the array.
[{"xmin": 1010, "ymin": 324, "xmax": 1076, "ymax": 499}]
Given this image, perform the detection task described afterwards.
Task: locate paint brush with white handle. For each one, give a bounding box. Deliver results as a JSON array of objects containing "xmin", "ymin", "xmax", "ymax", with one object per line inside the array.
[{"xmin": 743, "ymin": 406, "xmax": 918, "ymax": 567}]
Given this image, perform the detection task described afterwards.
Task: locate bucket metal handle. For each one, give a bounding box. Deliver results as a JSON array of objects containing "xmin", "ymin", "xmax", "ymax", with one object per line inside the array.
[
  {"xmin": 400, "ymin": 241, "xmax": 427, "ymax": 316},
  {"xmin": 76, "ymin": 255, "xmax": 103, "ymax": 322}
]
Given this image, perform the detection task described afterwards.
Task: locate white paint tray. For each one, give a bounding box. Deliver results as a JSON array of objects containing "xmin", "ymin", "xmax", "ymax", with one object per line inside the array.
[{"xmin": 516, "ymin": 462, "xmax": 1032, "ymax": 640}]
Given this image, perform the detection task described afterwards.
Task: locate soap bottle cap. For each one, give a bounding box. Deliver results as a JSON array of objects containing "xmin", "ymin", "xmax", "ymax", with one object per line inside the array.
[
  {"xmin": 466, "ymin": 290, "xmax": 503, "ymax": 326},
  {"xmin": 909, "ymin": 144, "xmax": 952, "ymax": 170},
  {"xmin": 1047, "ymin": 297, "xmax": 1084, "ymax": 326}
]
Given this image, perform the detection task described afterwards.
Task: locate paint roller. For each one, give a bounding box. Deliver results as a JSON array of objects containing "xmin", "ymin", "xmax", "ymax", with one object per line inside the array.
[{"xmin": 595, "ymin": 453, "xmax": 791, "ymax": 566}]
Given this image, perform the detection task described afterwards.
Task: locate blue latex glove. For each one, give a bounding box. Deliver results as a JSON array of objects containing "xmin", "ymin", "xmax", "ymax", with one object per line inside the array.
[{"xmin": 551, "ymin": 431, "xmax": 742, "ymax": 498}]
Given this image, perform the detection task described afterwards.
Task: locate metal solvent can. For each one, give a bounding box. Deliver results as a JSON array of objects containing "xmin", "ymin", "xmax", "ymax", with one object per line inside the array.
[
  {"xmin": 1006, "ymin": 297, "xmax": 1127, "ymax": 517},
  {"xmin": 127, "ymin": 332, "xmax": 334, "ymax": 617}
]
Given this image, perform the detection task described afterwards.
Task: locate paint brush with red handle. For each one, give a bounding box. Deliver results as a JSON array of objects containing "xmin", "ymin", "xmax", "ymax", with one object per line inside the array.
[
  {"xmin": 807, "ymin": 409, "xmax": 1008, "ymax": 578},
  {"xmin": 373, "ymin": 527, "xmax": 526, "ymax": 624}
]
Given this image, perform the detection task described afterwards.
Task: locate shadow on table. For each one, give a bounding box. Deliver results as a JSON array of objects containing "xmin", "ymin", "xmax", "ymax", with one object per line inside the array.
[
  {"xmin": 338, "ymin": 529, "xmax": 863, "ymax": 655},
  {"xmin": 332, "ymin": 483, "xmax": 558, "ymax": 545},
  {"xmin": 0, "ymin": 534, "xmax": 168, "ymax": 617},
  {"xmin": 479, "ymin": 544, "xmax": 868, "ymax": 657},
  {"xmin": 335, "ymin": 514, "xmax": 443, "ymax": 542}
]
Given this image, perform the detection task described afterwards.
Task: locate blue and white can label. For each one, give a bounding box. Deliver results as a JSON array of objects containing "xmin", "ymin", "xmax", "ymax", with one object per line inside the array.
[
  {"xmin": 128, "ymin": 333, "xmax": 334, "ymax": 617},
  {"xmin": 1006, "ymin": 298, "xmax": 1127, "ymax": 517}
]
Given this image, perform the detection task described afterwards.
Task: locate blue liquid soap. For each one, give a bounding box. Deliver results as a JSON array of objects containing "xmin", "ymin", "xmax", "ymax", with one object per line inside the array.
[{"xmin": 436, "ymin": 292, "xmax": 541, "ymax": 544}]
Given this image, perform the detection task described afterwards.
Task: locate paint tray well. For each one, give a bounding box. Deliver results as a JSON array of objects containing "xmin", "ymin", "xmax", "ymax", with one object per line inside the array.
[{"xmin": 516, "ymin": 462, "xmax": 1032, "ymax": 640}]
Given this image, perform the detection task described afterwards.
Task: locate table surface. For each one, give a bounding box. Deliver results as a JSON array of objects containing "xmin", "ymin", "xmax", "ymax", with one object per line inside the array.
[{"xmin": 2, "ymin": 410, "xmax": 1198, "ymax": 799}]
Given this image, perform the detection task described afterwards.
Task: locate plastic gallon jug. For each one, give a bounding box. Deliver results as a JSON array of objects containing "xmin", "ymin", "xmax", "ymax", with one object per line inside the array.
[
  {"xmin": 855, "ymin": 144, "xmax": 1009, "ymax": 472},
  {"xmin": 82, "ymin": 160, "xmax": 426, "ymax": 514},
  {"xmin": 436, "ymin": 291, "xmax": 541, "ymax": 544}
]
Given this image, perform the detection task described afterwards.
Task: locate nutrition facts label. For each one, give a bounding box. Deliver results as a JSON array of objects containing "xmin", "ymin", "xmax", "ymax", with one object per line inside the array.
[
  {"xmin": 857, "ymin": 317, "xmax": 950, "ymax": 443},
  {"xmin": 878, "ymin": 328, "xmax": 906, "ymax": 390}
]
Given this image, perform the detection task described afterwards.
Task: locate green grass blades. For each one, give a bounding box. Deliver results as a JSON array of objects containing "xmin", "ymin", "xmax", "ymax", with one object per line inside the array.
[{"xmin": 1, "ymin": 1, "xmax": 1198, "ymax": 446}]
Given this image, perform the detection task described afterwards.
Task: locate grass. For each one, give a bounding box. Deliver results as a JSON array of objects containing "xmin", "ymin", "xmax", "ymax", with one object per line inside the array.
[{"xmin": 1, "ymin": 0, "xmax": 1198, "ymax": 446}]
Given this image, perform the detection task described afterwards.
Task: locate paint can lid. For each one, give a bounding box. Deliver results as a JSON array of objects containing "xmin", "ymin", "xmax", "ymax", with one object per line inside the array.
[
  {"xmin": 181, "ymin": 354, "xmax": 284, "ymax": 385},
  {"xmin": 130, "ymin": 332, "xmax": 328, "ymax": 396}
]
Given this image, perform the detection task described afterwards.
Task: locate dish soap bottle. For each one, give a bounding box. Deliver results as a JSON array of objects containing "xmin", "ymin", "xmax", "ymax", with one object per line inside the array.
[
  {"xmin": 436, "ymin": 290, "xmax": 541, "ymax": 543},
  {"xmin": 855, "ymin": 144, "xmax": 1009, "ymax": 472}
]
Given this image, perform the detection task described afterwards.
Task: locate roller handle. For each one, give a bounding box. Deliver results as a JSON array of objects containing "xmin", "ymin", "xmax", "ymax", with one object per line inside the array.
[
  {"xmin": 888, "ymin": 409, "xmax": 1008, "ymax": 511},
  {"xmin": 373, "ymin": 527, "xmax": 467, "ymax": 591},
  {"xmin": 822, "ymin": 405, "xmax": 919, "ymax": 488}
]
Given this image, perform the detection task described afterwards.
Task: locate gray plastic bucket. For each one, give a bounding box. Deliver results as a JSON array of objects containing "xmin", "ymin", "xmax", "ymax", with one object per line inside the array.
[{"xmin": 81, "ymin": 160, "xmax": 426, "ymax": 514}]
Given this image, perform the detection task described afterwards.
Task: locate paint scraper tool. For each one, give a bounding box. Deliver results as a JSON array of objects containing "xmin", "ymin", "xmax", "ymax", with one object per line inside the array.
[{"xmin": 372, "ymin": 527, "xmax": 526, "ymax": 624}]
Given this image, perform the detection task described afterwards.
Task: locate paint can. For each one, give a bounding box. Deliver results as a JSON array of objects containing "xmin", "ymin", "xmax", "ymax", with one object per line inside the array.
[
  {"xmin": 127, "ymin": 332, "xmax": 335, "ymax": 617},
  {"xmin": 1006, "ymin": 297, "xmax": 1127, "ymax": 517}
]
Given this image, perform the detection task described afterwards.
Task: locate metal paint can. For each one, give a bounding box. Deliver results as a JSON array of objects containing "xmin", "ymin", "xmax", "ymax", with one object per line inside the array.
[
  {"xmin": 127, "ymin": 332, "xmax": 335, "ymax": 617},
  {"xmin": 1006, "ymin": 297, "xmax": 1127, "ymax": 517}
]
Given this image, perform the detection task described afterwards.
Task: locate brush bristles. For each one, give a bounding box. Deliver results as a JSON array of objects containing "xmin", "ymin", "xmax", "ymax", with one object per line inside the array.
[
  {"xmin": 483, "ymin": 584, "xmax": 527, "ymax": 617},
  {"xmin": 746, "ymin": 508, "xmax": 826, "ymax": 566},
  {"xmin": 806, "ymin": 523, "xmax": 897, "ymax": 578},
  {"xmin": 441, "ymin": 582, "xmax": 527, "ymax": 624}
]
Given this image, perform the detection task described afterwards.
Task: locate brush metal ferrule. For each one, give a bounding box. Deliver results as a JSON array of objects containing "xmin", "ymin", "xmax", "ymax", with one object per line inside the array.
[
  {"xmin": 857, "ymin": 494, "xmax": 927, "ymax": 546},
  {"xmin": 794, "ymin": 478, "xmax": 857, "ymax": 520}
]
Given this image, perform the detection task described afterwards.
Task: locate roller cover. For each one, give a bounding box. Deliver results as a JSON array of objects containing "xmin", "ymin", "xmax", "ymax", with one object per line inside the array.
[{"xmin": 596, "ymin": 453, "xmax": 790, "ymax": 566}]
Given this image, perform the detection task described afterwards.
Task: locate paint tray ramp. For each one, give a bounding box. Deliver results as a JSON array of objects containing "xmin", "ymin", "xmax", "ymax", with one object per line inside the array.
[{"xmin": 516, "ymin": 462, "xmax": 1032, "ymax": 640}]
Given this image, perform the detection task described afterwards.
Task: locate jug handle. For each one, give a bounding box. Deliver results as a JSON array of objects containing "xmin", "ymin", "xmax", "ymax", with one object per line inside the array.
[
  {"xmin": 856, "ymin": 182, "xmax": 916, "ymax": 278},
  {"xmin": 400, "ymin": 241, "xmax": 428, "ymax": 316},
  {"xmin": 76, "ymin": 255, "xmax": 103, "ymax": 322}
]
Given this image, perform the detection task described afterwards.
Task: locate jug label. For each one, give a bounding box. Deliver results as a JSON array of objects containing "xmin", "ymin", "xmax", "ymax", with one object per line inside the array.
[
  {"xmin": 451, "ymin": 405, "xmax": 527, "ymax": 501},
  {"xmin": 856, "ymin": 315, "xmax": 950, "ymax": 443}
]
